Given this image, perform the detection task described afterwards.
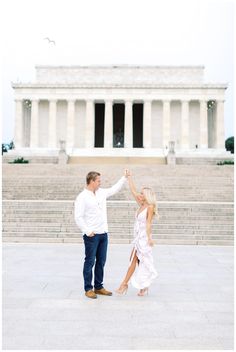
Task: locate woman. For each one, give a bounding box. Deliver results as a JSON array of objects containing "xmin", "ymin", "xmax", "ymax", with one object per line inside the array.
[{"xmin": 116, "ymin": 171, "xmax": 158, "ymax": 296}]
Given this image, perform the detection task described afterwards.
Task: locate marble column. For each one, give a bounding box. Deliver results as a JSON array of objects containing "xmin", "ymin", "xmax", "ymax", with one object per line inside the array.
[
  {"xmin": 48, "ymin": 100, "xmax": 57, "ymax": 148},
  {"xmin": 199, "ymin": 100, "xmax": 208, "ymax": 149},
  {"xmin": 85, "ymin": 100, "xmax": 95, "ymax": 148},
  {"xmin": 30, "ymin": 100, "xmax": 39, "ymax": 148},
  {"xmin": 181, "ymin": 100, "xmax": 189, "ymax": 149},
  {"xmin": 216, "ymin": 100, "xmax": 225, "ymax": 149},
  {"xmin": 104, "ymin": 100, "xmax": 113, "ymax": 148},
  {"xmin": 66, "ymin": 100, "xmax": 76, "ymax": 149},
  {"xmin": 14, "ymin": 99, "xmax": 23, "ymax": 148},
  {"xmin": 124, "ymin": 100, "xmax": 133, "ymax": 148},
  {"xmin": 163, "ymin": 100, "xmax": 171, "ymax": 149},
  {"xmin": 143, "ymin": 100, "xmax": 152, "ymax": 148}
]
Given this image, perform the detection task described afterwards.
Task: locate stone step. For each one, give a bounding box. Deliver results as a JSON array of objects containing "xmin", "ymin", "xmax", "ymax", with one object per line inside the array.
[
  {"xmin": 2, "ymin": 205, "xmax": 233, "ymax": 212},
  {"xmin": 3, "ymin": 154, "xmax": 234, "ymax": 165},
  {"xmin": 6, "ymin": 177, "xmax": 231, "ymax": 182},
  {"xmin": 2, "ymin": 156, "xmax": 59, "ymax": 164},
  {"xmin": 3, "ymin": 222, "xmax": 234, "ymax": 231},
  {"xmin": 3, "ymin": 163, "xmax": 234, "ymax": 173},
  {"xmin": 3, "ymin": 236, "xmax": 232, "ymax": 246},
  {"xmin": 2, "ymin": 206, "xmax": 233, "ymax": 212},
  {"xmin": 2, "ymin": 204, "xmax": 234, "ymax": 214},
  {"xmin": 3, "ymin": 231, "xmax": 234, "ymax": 239},
  {"xmin": 4, "ymin": 197, "xmax": 233, "ymax": 202},
  {"xmin": 3, "ymin": 178, "xmax": 233, "ymax": 184},
  {"xmin": 3, "ymin": 214, "xmax": 223, "ymax": 227},
  {"xmin": 2, "ymin": 234, "xmax": 233, "ymax": 246},
  {"xmin": 2, "ymin": 200, "xmax": 234, "ymax": 206},
  {"xmin": 176, "ymin": 157, "xmax": 234, "ymax": 165},
  {"xmin": 3, "ymin": 212, "xmax": 234, "ymax": 218},
  {"xmin": 3, "ymin": 230, "xmax": 234, "ymax": 239},
  {"xmin": 2, "ymin": 216, "xmax": 233, "ymax": 223},
  {"xmin": 3, "ymin": 192, "xmax": 233, "ymax": 202}
]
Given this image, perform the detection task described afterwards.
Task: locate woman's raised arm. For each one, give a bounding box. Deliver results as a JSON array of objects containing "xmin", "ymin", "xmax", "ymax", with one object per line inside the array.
[{"xmin": 126, "ymin": 171, "xmax": 142, "ymax": 205}]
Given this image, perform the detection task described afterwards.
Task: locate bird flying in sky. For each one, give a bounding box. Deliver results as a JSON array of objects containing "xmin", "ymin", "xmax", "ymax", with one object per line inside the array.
[{"xmin": 44, "ymin": 37, "xmax": 56, "ymax": 45}]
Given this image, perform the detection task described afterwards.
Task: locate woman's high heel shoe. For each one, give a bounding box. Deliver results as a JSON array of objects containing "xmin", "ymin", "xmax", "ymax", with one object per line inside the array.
[
  {"xmin": 137, "ymin": 287, "xmax": 149, "ymax": 296},
  {"xmin": 115, "ymin": 283, "xmax": 128, "ymax": 295}
]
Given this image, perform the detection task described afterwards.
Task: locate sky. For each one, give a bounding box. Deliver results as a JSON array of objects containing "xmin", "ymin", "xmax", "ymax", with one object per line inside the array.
[{"xmin": 1, "ymin": 0, "xmax": 234, "ymax": 143}]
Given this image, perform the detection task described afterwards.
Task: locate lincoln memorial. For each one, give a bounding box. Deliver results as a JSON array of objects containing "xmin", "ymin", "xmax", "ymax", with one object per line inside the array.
[{"xmin": 11, "ymin": 65, "xmax": 228, "ymax": 158}]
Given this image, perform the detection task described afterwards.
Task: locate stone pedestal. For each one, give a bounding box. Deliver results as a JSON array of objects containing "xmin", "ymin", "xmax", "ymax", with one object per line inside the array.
[
  {"xmin": 58, "ymin": 140, "xmax": 68, "ymax": 164},
  {"xmin": 167, "ymin": 141, "xmax": 176, "ymax": 165}
]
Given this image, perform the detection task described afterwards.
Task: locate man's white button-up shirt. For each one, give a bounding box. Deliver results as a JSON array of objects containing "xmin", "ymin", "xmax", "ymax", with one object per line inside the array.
[{"xmin": 74, "ymin": 176, "xmax": 126, "ymax": 235}]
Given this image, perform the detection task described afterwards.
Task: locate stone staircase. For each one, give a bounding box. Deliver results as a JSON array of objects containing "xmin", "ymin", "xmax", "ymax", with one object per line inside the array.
[
  {"xmin": 2, "ymin": 164, "xmax": 233, "ymax": 202},
  {"xmin": 2, "ymin": 164, "xmax": 234, "ymax": 245},
  {"xmin": 2, "ymin": 200, "xmax": 234, "ymax": 245}
]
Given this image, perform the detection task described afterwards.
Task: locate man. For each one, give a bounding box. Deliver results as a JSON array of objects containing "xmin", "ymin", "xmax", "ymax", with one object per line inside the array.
[{"xmin": 74, "ymin": 171, "xmax": 127, "ymax": 299}]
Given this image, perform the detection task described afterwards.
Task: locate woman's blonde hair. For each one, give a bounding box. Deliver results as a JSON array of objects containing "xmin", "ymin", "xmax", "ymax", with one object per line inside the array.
[{"xmin": 142, "ymin": 187, "xmax": 159, "ymax": 218}]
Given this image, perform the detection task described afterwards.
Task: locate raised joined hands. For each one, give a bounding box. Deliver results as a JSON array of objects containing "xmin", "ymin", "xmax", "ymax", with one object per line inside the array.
[{"xmin": 124, "ymin": 169, "xmax": 131, "ymax": 177}]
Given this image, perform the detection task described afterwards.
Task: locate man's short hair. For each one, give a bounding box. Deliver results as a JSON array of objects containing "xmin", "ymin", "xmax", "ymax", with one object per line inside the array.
[{"xmin": 86, "ymin": 171, "xmax": 101, "ymax": 185}]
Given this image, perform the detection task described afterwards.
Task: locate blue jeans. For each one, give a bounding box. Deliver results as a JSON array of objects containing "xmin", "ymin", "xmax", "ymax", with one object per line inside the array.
[{"xmin": 83, "ymin": 233, "xmax": 108, "ymax": 292}]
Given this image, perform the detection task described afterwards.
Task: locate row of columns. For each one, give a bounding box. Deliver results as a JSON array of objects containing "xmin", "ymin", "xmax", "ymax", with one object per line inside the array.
[{"xmin": 14, "ymin": 99, "xmax": 225, "ymax": 149}]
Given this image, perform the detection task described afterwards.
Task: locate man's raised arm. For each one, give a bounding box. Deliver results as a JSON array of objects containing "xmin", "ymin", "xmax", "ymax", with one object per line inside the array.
[{"xmin": 104, "ymin": 170, "xmax": 128, "ymax": 198}]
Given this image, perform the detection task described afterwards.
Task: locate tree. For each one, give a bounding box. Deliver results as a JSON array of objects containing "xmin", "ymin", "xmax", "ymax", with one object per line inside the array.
[
  {"xmin": 2, "ymin": 144, "xmax": 8, "ymax": 155},
  {"xmin": 9, "ymin": 141, "xmax": 15, "ymax": 150},
  {"xmin": 225, "ymin": 137, "xmax": 234, "ymax": 154},
  {"xmin": 2, "ymin": 140, "xmax": 15, "ymax": 155}
]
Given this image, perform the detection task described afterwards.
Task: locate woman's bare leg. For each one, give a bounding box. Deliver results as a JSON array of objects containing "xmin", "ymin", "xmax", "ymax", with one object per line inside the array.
[
  {"xmin": 116, "ymin": 250, "xmax": 138, "ymax": 293},
  {"xmin": 129, "ymin": 247, "xmax": 135, "ymax": 261},
  {"xmin": 121, "ymin": 250, "xmax": 138, "ymax": 285}
]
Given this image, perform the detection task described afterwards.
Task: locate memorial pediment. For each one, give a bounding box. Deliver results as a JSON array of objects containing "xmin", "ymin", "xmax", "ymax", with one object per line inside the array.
[{"xmin": 35, "ymin": 65, "xmax": 205, "ymax": 85}]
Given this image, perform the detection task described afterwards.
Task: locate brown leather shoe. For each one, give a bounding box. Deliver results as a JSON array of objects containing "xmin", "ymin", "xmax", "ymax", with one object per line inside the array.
[
  {"xmin": 85, "ymin": 290, "xmax": 97, "ymax": 299},
  {"xmin": 94, "ymin": 288, "xmax": 112, "ymax": 296}
]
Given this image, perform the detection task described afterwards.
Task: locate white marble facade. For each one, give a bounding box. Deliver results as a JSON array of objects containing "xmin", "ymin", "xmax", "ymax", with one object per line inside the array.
[{"xmin": 12, "ymin": 65, "xmax": 227, "ymax": 156}]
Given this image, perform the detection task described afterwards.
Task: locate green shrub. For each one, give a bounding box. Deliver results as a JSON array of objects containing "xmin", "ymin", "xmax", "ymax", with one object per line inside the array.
[
  {"xmin": 9, "ymin": 157, "xmax": 29, "ymax": 164},
  {"xmin": 217, "ymin": 160, "xmax": 234, "ymax": 165},
  {"xmin": 225, "ymin": 137, "xmax": 234, "ymax": 154}
]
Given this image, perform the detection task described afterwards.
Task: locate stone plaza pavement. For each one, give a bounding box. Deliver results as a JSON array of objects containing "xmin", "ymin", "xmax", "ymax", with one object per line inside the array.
[{"xmin": 3, "ymin": 243, "xmax": 234, "ymax": 350}]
